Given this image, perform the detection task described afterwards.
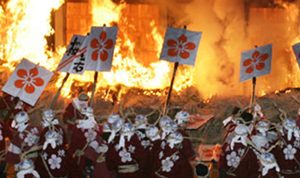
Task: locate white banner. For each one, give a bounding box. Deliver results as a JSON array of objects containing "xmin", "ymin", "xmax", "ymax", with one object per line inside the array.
[
  {"xmin": 160, "ymin": 27, "xmax": 202, "ymax": 66},
  {"xmin": 2, "ymin": 59, "xmax": 53, "ymax": 106},
  {"xmin": 57, "ymin": 35, "xmax": 87, "ymax": 74},
  {"xmin": 240, "ymin": 44, "xmax": 272, "ymax": 82},
  {"xmin": 85, "ymin": 26, "xmax": 118, "ymax": 71}
]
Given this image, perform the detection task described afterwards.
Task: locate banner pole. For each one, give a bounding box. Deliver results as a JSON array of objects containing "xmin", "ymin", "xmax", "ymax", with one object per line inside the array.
[{"xmin": 50, "ymin": 73, "xmax": 70, "ymax": 109}]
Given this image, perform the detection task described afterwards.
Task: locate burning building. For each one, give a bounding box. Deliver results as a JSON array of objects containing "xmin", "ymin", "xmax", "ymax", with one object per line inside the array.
[{"xmin": 0, "ymin": 0, "xmax": 300, "ymax": 105}]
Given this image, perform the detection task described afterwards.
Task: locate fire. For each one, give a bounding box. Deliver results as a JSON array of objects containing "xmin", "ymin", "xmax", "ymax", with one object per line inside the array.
[
  {"xmin": 58, "ymin": 0, "xmax": 194, "ymax": 98},
  {"xmin": 0, "ymin": 0, "xmax": 63, "ymax": 69},
  {"xmin": 2, "ymin": 0, "xmax": 300, "ymax": 102},
  {"xmin": 91, "ymin": 1, "xmax": 194, "ymax": 93}
]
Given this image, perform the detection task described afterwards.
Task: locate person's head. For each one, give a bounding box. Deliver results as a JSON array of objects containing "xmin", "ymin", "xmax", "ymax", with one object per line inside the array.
[
  {"xmin": 166, "ymin": 131, "xmax": 183, "ymax": 148},
  {"xmin": 73, "ymin": 92, "xmax": 89, "ymax": 112},
  {"xmin": 240, "ymin": 111, "xmax": 253, "ymax": 126},
  {"xmin": 78, "ymin": 92, "xmax": 89, "ymax": 102},
  {"xmin": 174, "ymin": 111, "xmax": 190, "ymax": 128},
  {"xmin": 234, "ymin": 124, "xmax": 249, "ymax": 136},
  {"xmin": 283, "ymin": 118, "xmax": 296, "ymax": 131},
  {"xmin": 134, "ymin": 114, "xmax": 148, "ymax": 129},
  {"xmin": 159, "ymin": 116, "xmax": 172, "ymax": 131},
  {"xmin": 121, "ymin": 122, "xmax": 135, "ymax": 136},
  {"xmin": 146, "ymin": 125, "xmax": 160, "ymax": 141},
  {"xmin": 42, "ymin": 109, "xmax": 55, "ymax": 123},
  {"xmin": 255, "ymin": 120, "xmax": 270, "ymax": 136},
  {"xmin": 110, "ymin": 115, "xmax": 124, "ymax": 133},
  {"xmin": 12, "ymin": 111, "xmax": 29, "ymax": 132}
]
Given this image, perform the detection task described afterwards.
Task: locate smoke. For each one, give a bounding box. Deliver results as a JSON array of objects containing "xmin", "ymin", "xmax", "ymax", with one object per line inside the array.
[{"xmin": 184, "ymin": 0, "xmax": 300, "ymax": 98}]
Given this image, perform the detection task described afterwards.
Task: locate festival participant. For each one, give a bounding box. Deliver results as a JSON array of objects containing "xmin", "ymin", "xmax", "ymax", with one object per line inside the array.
[
  {"xmin": 273, "ymin": 118, "xmax": 300, "ymax": 178},
  {"xmin": 218, "ymin": 111, "xmax": 258, "ymax": 178},
  {"xmin": 145, "ymin": 125, "xmax": 161, "ymax": 150},
  {"xmin": 174, "ymin": 111, "xmax": 197, "ymax": 173},
  {"xmin": 35, "ymin": 109, "xmax": 68, "ymax": 178},
  {"xmin": 63, "ymin": 92, "xmax": 89, "ymax": 127},
  {"xmin": 102, "ymin": 114, "xmax": 124, "ymax": 144},
  {"xmin": 134, "ymin": 114, "xmax": 151, "ymax": 149},
  {"xmin": 150, "ymin": 128, "xmax": 195, "ymax": 178},
  {"xmin": 83, "ymin": 109, "xmax": 115, "ymax": 178},
  {"xmin": 250, "ymin": 120, "xmax": 281, "ymax": 178},
  {"xmin": 149, "ymin": 115, "xmax": 195, "ymax": 178},
  {"xmin": 67, "ymin": 107, "xmax": 105, "ymax": 178},
  {"xmin": 252, "ymin": 103, "xmax": 265, "ymax": 120},
  {"xmin": 6, "ymin": 111, "xmax": 40, "ymax": 178},
  {"xmin": 106, "ymin": 120, "xmax": 147, "ymax": 178},
  {"xmin": 222, "ymin": 107, "xmax": 242, "ymax": 140}
]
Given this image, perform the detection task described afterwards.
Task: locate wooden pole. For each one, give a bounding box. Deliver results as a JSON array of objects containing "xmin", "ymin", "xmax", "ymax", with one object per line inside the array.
[
  {"xmin": 250, "ymin": 76, "xmax": 256, "ymax": 106},
  {"xmin": 50, "ymin": 73, "xmax": 70, "ymax": 109},
  {"xmin": 90, "ymin": 71, "xmax": 98, "ymax": 107},
  {"xmin": 163, "ymin": 62, "xmax": 179, "ymax": 115},
  {"xmin": 250, "ymin": 45, "xmax": 258, "ymax": 108}
]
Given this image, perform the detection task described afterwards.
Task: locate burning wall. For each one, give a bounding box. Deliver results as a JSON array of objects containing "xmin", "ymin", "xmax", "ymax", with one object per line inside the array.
[
  {"xmin": 187, "ymin": 0, "xmax": 300, "ymax": 99},
  {"xmin": 0, "ymin": 0, "xmax": 300, "ymax": 104}
]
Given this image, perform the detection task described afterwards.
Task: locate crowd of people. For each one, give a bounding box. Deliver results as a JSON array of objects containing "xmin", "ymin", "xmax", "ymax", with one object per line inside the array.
[
  {"xmin": 0, "ymin": 91, "xmax": 300, "ymax": 178},
  {"xmin": 219, "ymin": 104, "xmax": 300, "ymax": 178},
  {"xmin": 0, "ymin": 92, "xmax": 209, "ymax": 178}
]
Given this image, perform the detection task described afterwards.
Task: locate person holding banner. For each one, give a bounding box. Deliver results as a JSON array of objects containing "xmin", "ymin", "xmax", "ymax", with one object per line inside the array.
[
  {"xmin": 63, "ymin": 92, "xmax": 89, "ymax": 128},
  {"xmin": 67, "ymin": 107, "xmax": 107, "ymax": 178}
]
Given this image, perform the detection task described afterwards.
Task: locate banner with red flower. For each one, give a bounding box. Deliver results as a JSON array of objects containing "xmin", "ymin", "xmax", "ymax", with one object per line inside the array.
[
  {"xmin": 57, "ymin": 35, "xmax": 87, "ymax": 74},
  {"xmin": 160, "ymin": 27, "xmax": 202, "ymax": 66},
  {"xmin": 240, "ymin": 44, "xmax": 272, "ymax": 82},
  {"xmin": 2, "ymin": 59, "xmax": 53, "ymax": 106},
  {"xmin": 85, "ymin": 26, "xmax": 118, "ymax": 71},
  {"xmin": 292, "ymin": 42, "xmax": 300, "ymax": 69}
]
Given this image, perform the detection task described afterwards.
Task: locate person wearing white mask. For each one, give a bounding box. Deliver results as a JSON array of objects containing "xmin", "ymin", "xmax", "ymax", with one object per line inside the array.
[
  {"xmin": 6, "ymin": 111, "xmax": 40, "ymax": 178},
  {"xmin": 250, "ymin": 120, "xmax": 281, "ymax": 177},
  {"xmin": 106, "ymin": 121, "xmax": 147, "ymax": 178},
  {"xmin": 218, "ymin": 111, "xmax": 259, "ymax": 178},
  {"xmin": 63, "ymin": 92, "xmax": 89, "ymax": 128},
  {"xmin": 134, "ymin": 115, "xmax": 151, "ymax": 149},
  {"xmin": 273, "ymin": 118, "xmax": 300, "ymax": 178},
  {"xmin": 35, "ymin": 109, "xmax": 68, "ymax": 178},
  {"xmin": 67, "ymin": 106, "xmax": 105, "ymax": 178}
]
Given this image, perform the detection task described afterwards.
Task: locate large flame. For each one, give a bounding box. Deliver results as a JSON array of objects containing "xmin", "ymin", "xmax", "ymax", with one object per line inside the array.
[
  {"xmin": 0, "ymin": 0, "xmax": 63, "ymax": 69},
  {"xmin": 58, "ymin": 0, "xmax": 194, "ymax": 98},
  {"xmin": 1, "ymin": 0, "xmax": 300, "ymax": 102}
]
